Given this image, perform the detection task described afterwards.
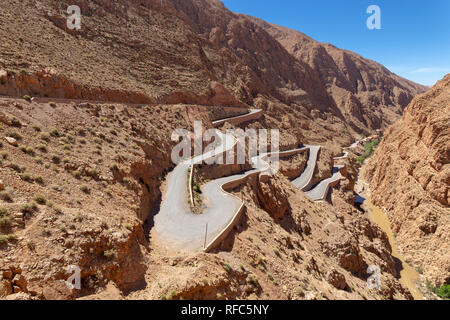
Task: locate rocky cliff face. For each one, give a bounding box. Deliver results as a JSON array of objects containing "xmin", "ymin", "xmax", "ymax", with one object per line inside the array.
[
  {"xmin": 0, "ymin": 98, "xmax": 208, "ymax": 299},
  {"xmin": 0, "ymin": 0, "xmax": 427, "ymax": 146},
  {"xmin": 363, "ymin": 74, "xmax": 450, "ymax": 286},
  {"xmin": 246, "ymin": 17, "xmax": 428, "ymax": 132}
]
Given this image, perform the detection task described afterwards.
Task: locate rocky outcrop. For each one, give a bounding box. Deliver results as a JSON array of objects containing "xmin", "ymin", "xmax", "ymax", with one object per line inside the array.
[
  {"xmin": 0, "ymin": 266, "xmax": 29, "ymax": 297},
  {"xmin": 327, "ymin": 269, "xmax": 347, "ymax": 290},
  {"xmin": 162, "ymin": 82, "xmax": 247, "ymax": 107},
  {"xmin": 363, "ymin": 74, "xmax": 450, "ymax": 286},
  {"xmin": 257, "ymin": 174, "xmax": 290, "ymax": 220},
  {"xmin": 0, "ymin": 69, "xmax": 152, "ymax": 104},
  {"xmin": 279, "ymin": 153, "xmax": 308, "ymax": 180}
]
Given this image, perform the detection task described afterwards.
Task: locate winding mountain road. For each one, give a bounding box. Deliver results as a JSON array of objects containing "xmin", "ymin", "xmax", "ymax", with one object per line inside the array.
[
  {"xmin": 154, "ymin": 108, "xmax": 361, "ymax": 250},
  {"xmin": 154, "ymin": 131, "xmax": 240, "ymax": 249},
  {"xmin": 303, "ymin": 138, "xmax": 364, "ymax": 201},
  {"xmin": 291, "ymin": 145, "xmax": 320, "ymax": 190},
  {"xmin": 305, "ymin": 165, "xmax": 344, "ymax": 201}
]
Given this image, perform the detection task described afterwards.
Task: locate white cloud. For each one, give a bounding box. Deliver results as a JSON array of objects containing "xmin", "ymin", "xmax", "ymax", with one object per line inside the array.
[{"xmin": 411, "ymin": 67, "xmax": 449, "ymax": 73}]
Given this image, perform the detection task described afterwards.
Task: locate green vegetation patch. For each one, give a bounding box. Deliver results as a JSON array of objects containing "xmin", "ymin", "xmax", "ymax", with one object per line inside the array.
[{"xmin": 357, "ymin": 138, "xmax": 380, "ymax": 164}]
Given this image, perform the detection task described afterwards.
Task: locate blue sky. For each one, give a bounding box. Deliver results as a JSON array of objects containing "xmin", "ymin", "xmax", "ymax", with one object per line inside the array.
[{"xmin": 222, "ymin": 0, "xmax": 450, "ymax": 86}]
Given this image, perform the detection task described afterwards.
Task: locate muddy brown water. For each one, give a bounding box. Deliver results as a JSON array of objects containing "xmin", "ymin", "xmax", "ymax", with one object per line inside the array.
[{"xmin": 366, "ymin": 200, "xmax": 423, "ymax": 300}]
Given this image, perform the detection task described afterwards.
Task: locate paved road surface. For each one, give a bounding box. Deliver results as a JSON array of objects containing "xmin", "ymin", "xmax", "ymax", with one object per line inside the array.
[
  {"xmin": 305, "ymin": 165, "xmax": 344, "ymax": 201},
  {"xmin": 212, "ymin": 108, "xmax": 262, "ymax": 127},
  {"xmin": 154, "ymin": 130, "xmax": 239, "ymax": 249},
  {"xmin": 291, "ymin": 145, "xmax": 320, "ymax": 190},
  {"xmin": 154, "ymin": 109, "xmax": 361, "ymax": 250}
]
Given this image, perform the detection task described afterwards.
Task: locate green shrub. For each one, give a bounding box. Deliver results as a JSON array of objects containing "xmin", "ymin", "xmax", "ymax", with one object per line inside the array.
[
  {"xmin": 0, "ymin": 208, "xmax": 8, "ymax": 217},
  {"xmin": 0, "ymin": 215, "xmax": 11, "ymax": 228},
  {"xmin": 357, "ymin": 155, "xmax": 365, "ymax": 164},
  {"xmin": 437, "ymin": 284, "xmax": 450, "ymax": 299},
  {"xmin": 65, "ymin": 134, "xmax": 75, "ymax": 143},
  {"xmin": 32, "ymin": 124, "xmax": 41, "ymax": 132},
  {"xmin": 10, "ymin": 117, "xmax": 21, "ymax": 127},
  {"xmin": 0, "ymin": 206, "xmax": 12, "ymax": 228},
  {"xmin": 0, "ymin": 235, "xmax": 8, "ymax": 244},
  {"xmin": 11, "ymin": 164, "xmax": 23, "ymax": 172},
  {"xmin": 20, "ymin": 202, "xmax": 38, "ymax": 214},
  {"xmin": 49, "ymin": 128, "xmax": 60, "ymax": 137},
  {"xmin": 7, "ymin": 131, "xmax": 22, "ymax": 141},
  {"xmin": 20, "ymin": 172, "xmax": 33, "ymax": 182},
  {"xmin": 33, "ymin": 194, "xmax": 46, "ymax": 205},
  {"xmin": 40, "ymin": 132, "xmax": 50, "ymax": 141},
  {"xmin": 72, "ymin": 170, "xmax": 81, "ymax": 179},
  {"xmin": 1, "ymin": 233, "xmax": 15, "ymax": 243},
  {"xmin": 246, "ymin": 275, "xmax": 259, "ymax": 287},
  {"xmin": 296, "ymin": 288, "xmax": 305, "ymax": 297},
  {"xmin": 80, "ymin": 185, "xmax": 90, "ymax": 194},
  {"xmin": 193, "ymin": 182, "xmax": 202, "ymax": 194},
  {"xmin": 0, "ymin": 191, "xmax": 13, "ymax": 202},
  {"xmin": 37, "ymin": 144, "xmax": 47, "ymax": 152},
  {"xmin": 103, "ymin": 248, "xmax": 117, "ymax": 260},
  {"xmin": 123, "ymin": 223, "xmax": 133, "ymax": 231},
  {"xmin": 168, "ymin": 290, "xmax": 178, "ymax": 300},
  {"xmin": 18, "ymin": 145, "xmax": 34, "ymax": 155},
  {"xmin": 26, "ymin": 146, "xmax": 34, "ymax": 155},
  {"xmin": 75, "ymin": 127, "xmax": 86, "ymax": 136},
  {"xmin": 357, "ymin": 139, "xmax": 380, "ymax": 164},
  {"xmin": 53, "ymin": 206, "xmax": 63, "ymax": 215}
]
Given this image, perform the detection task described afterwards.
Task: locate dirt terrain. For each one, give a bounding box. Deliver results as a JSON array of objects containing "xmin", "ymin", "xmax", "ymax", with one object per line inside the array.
[{"xmin": 0, "ymin": 0, "xmax": 438, "ymax": 300}]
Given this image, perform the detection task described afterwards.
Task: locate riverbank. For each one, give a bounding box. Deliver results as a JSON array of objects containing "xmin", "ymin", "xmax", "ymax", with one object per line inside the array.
[
  {"xmin": 364, "ymin": 200, "xmax": 423, "ymax": 300},
  {"xmin": 355, "ymin": 176, "xmax": 423, "ymax": 300}
]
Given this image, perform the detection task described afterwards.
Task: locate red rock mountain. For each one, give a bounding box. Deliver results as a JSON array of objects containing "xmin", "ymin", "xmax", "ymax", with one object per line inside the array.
[
  {"xmin": 246, "ymin": 16, "xmax": 428, "ymax": 132},
  {"xmin": 0, "ymin": 0, "xmax": 438, "ymax": 300},
  {"xmin": 0, "ymin": 0, "xmax": 427, "ymax": 143}
]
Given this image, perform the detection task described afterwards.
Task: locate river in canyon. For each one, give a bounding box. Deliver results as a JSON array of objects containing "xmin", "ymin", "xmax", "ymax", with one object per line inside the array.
[
  {"xmin": 365, "ymin": 200, "xmax": 423, "ymax": 300},
  {"xmin": 356, "ymin": 178, "xmax": 423, "ymax": 300}
]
